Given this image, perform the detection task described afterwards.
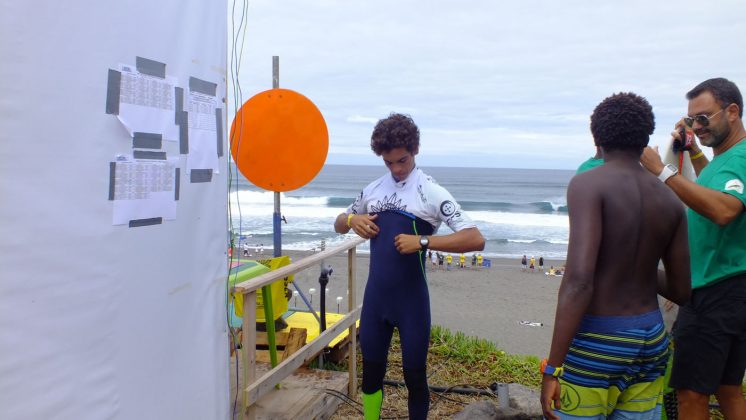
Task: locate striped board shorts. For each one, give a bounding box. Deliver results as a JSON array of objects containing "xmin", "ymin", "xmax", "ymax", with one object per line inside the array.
[{"xmin": 554, "ymin": 310, "xmax": 669, "ymax": 419}]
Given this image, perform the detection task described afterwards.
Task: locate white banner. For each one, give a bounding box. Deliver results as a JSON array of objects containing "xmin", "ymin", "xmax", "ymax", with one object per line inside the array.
[{"xmin": 0, "ymin": 1, "xmax": 229, "ymax": 419}]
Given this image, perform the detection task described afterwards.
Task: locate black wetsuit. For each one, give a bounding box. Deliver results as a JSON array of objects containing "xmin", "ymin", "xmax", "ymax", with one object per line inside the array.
[
  {"xmin": 360, "ymin": 210, "xmax": 434, "ymax": 419},
  {"xmin": 345, "ymin": 168, "xmax": 475, "ymax": 420}
]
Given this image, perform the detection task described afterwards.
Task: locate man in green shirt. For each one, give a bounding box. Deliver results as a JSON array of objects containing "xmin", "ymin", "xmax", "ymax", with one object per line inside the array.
[
  {"xmin": 641, "ymin": 77, "xmax": 746, "ymax": 419},
  {"xmin": 575, "ymin": 146, "xmax": 604, "ymax": 174}
]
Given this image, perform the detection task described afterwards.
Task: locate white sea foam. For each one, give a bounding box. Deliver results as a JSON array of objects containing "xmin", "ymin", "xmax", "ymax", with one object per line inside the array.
[
  {"xmin": 231, "ymin": 194, "xmax": 568, "ymax": 230},
  {"xmin": 229, "ymin": 165, "xmax": 573, "ymax": 258},
  {"xmin": 469, "ymin": 210, "xmax": 568, "ymax": 228},
  {"xmin": 230, "ymin": 190, "xmax": 330, "ymax": 207}
]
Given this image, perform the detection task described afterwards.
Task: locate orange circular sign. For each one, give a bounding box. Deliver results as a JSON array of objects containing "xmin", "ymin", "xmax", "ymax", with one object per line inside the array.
[{"xmin": 230, "ymin": 88, "xmax": 328, "ymax": 192}]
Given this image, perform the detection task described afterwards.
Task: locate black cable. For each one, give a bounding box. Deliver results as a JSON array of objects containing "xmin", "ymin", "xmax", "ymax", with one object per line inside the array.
[
  {"xmin": 228, "ymin": 2, "xmax": 250, "ymax": 418},
  {"xmin": 323, "ymin": 389, "xmax": 363, "ymax": 414},
  {"xmin": 428, "ymin": 384, "xmax": 483, "ymax": 412},
  {"xmin": 383, "ymin": 379, "xmax": 495, "ymax": 397}
]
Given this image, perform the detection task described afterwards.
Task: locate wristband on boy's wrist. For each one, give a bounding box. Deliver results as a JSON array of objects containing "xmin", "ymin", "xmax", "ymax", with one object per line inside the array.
[
  {"xmin": 346, "ymin": 213, "xmax": 354, "ymax": 228},
  {"xmin": 689, "ymin": 151, "xmax": 704, "ymax": 160},
  {"xmin": 540, "ymin": 358, "xmax": 564, "ymax": 377}
]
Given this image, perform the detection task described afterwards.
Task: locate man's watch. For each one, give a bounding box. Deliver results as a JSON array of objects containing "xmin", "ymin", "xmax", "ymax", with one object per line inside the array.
[
  {"xmin": 658, "ymin": 164, "xmax": 679, "ymax": 183},
  {"xmin": 419, "ymin": 236, "xmax": 429, "ymax": 250}
]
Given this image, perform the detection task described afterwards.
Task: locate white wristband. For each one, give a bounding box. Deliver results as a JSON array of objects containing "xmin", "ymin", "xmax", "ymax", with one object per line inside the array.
[{"xmin": 658, "ymin": 164, "xmax": 679, "ymax": 183}]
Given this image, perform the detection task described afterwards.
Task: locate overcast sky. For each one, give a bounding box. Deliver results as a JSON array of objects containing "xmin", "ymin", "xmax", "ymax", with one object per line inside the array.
[{"xmin": 230, "ymin": 0, "xmax": 745, "ymax": 170}]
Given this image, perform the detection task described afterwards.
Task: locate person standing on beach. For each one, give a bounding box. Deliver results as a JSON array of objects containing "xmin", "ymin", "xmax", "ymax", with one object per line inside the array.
[
  {"xmin": 538, "ymin": 256, "xmax": 544, "ymax": 272},
  {"xmin": 333, "ymin": 113, "xmax": 485, "ymax": 420},
  {"xmin": 521, "ymin": 255, "xmax": 527, "ymax": 272},
  {"xmin": 445, "ymin": 253, "xmax": 453, "ymax": 271},
  {"xmin": 540, "ymin": 92, "xmax": 691, "ymax": 419},
  {"xmin": 529, "ymin": 256, "xmax": 535, "ymax": 273},
  {"xmin": 575, "ymin": 146, "xmax": 604, "ymax": 174},
  {"xmin": 640, "ymin": 78, "xmax": 746, "ymax": 419}
]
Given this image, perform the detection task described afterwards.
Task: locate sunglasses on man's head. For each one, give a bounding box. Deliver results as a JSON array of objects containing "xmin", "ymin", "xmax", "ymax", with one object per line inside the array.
[{"xmin": 684, "ymin": 108, "xmax": 724, "ymax": 127}]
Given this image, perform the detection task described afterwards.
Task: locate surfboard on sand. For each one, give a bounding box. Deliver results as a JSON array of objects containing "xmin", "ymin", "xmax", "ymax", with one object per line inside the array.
[{"xmin": 660, "ymin": 136, "xmax": 697, "ymax": 181}]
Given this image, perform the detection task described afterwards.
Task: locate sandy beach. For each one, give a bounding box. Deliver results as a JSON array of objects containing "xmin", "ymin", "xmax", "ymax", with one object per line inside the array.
[{"xmin": 267, "ymin": 249, "xmax": 565, "ymax": 358}]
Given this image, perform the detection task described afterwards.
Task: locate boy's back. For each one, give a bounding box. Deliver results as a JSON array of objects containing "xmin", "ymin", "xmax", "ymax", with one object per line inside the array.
[{"xmin": 570, "ymin": 160, "xmax": 688, "ymax": 315}]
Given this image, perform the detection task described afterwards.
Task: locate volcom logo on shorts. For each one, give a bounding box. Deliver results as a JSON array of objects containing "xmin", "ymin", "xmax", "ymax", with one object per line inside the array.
[
  {"xmin": 440, "ymin": 200, "xmax": 456, "ymax": 217},
  {"xmin": 560, "ymin": 384, "xmax": 580, "ymax": 411},
  {"xmin": 725, "ymin": 179, "xmax": 744, "ymax": 195}
]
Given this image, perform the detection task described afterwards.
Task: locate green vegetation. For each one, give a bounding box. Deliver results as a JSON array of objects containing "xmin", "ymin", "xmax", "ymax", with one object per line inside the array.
[
  {"xmin": 428, "ymin": 325, "xmax": 541, "ymax": 389},
  {"xmin": 331, "ymin": 325, "xmax": 541, "ymax": 418},
  {"xmin": 330, "ymin": 325, "xmax": 739, "ymax": 418}
]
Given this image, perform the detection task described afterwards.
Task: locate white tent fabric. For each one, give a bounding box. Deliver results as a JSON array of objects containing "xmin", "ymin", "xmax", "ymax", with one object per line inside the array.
[{"xmin": 0, "ymin": 1, "xmax": 229, "ymax": 419}]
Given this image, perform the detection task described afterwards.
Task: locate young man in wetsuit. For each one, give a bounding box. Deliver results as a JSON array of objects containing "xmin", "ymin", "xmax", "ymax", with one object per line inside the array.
[
  {"xmin": 540, "ymin": 93, "xmax": 691, "ymax": 419},
  {"xmin": 334, "ymin": 113, "xmax": 485, "ymax": 420}
]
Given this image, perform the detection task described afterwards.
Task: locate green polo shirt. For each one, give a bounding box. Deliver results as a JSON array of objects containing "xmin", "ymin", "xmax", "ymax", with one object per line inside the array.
[
  {"xmin": 575, "ymin": 157, "xmax": 604, "ymax": 174},
  {"xmin": 688, "ymin": 138, "xmax": 746, "ymax": 289}
]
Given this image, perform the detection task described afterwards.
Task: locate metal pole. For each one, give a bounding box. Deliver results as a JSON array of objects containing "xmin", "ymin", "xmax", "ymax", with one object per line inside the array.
[
  {"xmin": 262, "ymin": 55, "xmax": 281, "ymax": 370},
  {"xmin": 290, "ymin": 282, "xmax": 321, "ymax": 323},
  {"xmin": 317, "ymin": 266, "xmax": 330, "ymax": 368},
  {"xmin": 272, "ymin": 55, "xmax": 281, "ymax": 258}
]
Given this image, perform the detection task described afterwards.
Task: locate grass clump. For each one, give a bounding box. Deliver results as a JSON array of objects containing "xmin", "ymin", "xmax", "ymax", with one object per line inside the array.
[
  {"xmin": 330, "ymin": 326, "xmax": 739, "ymax": 418},
  {"xmin": 331, "ymin": 325, "xmax": 540, "ymax": 419},
  {"xmin": 428, "ymin": 325, "xmax": 540, "ymax": 389}
]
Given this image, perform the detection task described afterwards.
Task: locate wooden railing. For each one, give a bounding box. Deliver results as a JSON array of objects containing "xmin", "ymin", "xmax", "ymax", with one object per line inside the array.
[{"xmin": 233, "ymin": 237, "xmax": 366, "ymax": 420}]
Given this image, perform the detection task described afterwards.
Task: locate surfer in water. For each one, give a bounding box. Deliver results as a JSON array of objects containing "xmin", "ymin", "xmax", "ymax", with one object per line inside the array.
[
  {"xmin": 334, "ymin": 113, "xmax": 484, "ymax": 420},
  {"xmin": 540, "ymin": 92, "xmax": 691, "ymax": 419}
]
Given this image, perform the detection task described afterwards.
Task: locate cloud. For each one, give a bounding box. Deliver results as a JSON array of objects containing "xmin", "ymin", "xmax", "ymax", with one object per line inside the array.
[
  {"xmin": 346, "ymin": 115, "xmax": 378, "ymax": 124},
  {"xmin": 230, "ymin": 0, "xmax": 746, "ymax": 169}
]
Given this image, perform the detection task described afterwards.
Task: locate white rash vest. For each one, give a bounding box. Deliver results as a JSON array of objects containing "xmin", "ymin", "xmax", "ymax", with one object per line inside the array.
[{"xmin": 345, "ymin": 167, "xmax": 476, "ymax": 233}]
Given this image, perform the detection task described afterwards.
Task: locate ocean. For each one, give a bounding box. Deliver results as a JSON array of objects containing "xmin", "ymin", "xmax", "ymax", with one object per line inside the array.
[{"xmin": 229, "ymin": 165, "xmax": 573, "ymax": 259}]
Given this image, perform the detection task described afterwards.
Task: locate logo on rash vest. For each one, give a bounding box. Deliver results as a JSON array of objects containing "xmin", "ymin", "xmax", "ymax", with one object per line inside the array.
[
  {"xmin": 725, "ymin": 179, "xmax": 744, "ymax": 195},
  {"xmin": 440, "ymin": 200, "xmax": 456, "ymax": 217},
  {"xmin": 417, "ymin": 184, "xmax": 427, "ymax": 204},
  {"xmin": 350, "ymin": 191, "xmax": 363, "ymax": 214},
  {"xmin": 371, "ymin": 193, "xmax": 406, "ymax": 213},
  {"xmin": 446, "ymin": 212, "xmax": 462, "ymax": 227},
  {"xmin": 559, "ymin": 383, "xmax": 580, "ymax": 411}
]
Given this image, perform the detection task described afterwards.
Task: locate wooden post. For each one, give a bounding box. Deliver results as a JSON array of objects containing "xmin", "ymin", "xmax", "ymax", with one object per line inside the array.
[
  {"xmin": 347, "ymin": 246, "xmax": 358, "ymax": 398},
  {"xmin": 242, "ymin": 291, "xmax": 257, "ymax": 420}
]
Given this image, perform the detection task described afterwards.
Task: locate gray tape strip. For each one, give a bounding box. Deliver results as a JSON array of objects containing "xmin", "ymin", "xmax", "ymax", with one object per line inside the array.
[
  {"xmin": 175, "ymin": 87, "xmax": 184, "ymax": 124},
  {"xmin": 136, "ymin": 56, "xmax": 166, "ymax": 78},
  {"xmin": 174, "ymin": 168, "xmax": 180, "ymax": 200},
  {"xmin": 190, "ymin": 169, "xmax": 213, "ymax": 183},
  {"xmin": 133, "ymin": 132, "xmax": 163, "ymax": 149},
  {"xmin": 215, "ymin": 108, "xmax": 223, "ymax": 157},
  {"xmin": 129, "ymin": 217, "xmax": 162, "ymax": 228},
  {"xmin": 179, "ymin": 111, "xmax": 189, "ymax": 154},
  {"xmin": 133, "ymin": 150, "xmax": 167, "ymax": 160},
  {"xmin": 106, "ymin": 69, "xmax": 121, "ymax": 115},
  {"xmin": 189, "ymin": 77, "xmax": 217, "ymax": 96},
  {"xmin": 108, "ymin": 162, "xmax": 116, "ymax": 200}
]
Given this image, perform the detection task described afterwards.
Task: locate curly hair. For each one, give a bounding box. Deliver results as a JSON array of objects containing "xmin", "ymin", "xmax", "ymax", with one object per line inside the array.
[
  {"xmin": 687, "ymin": 77, "xmax": 743, "ymax": 118},
  {"xmin": 590, "ymin": 92, "xmax": 655, "ymax": 153},
  {"xmin": 370, "ymin": 113, "xmax": 420, "ymax": 156}
]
